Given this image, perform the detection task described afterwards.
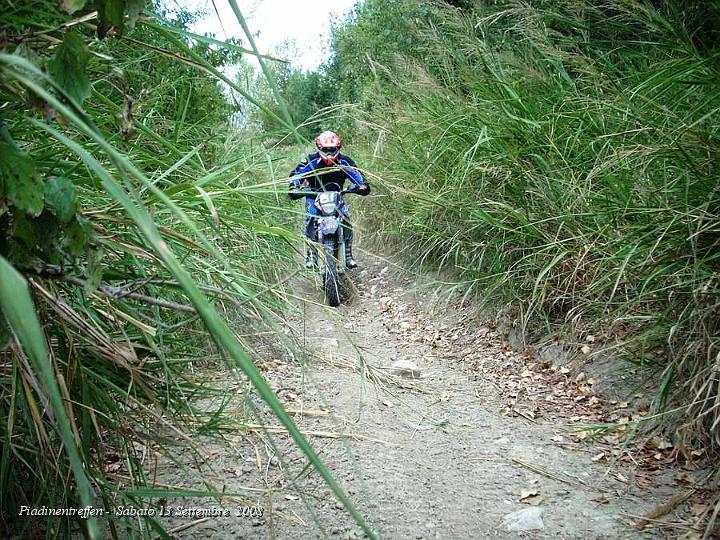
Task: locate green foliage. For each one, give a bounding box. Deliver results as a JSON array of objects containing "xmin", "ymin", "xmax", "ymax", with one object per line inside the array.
[
  {"xmin": 0, "ymin": 0, "xmax": 376, "ymax": 536},
  {"xmin": 328, "ymin": 0, "xmax": 440, "ymax": 104},
  {"xmin": 248, "ymin": 59, "xmax": 339, "ymax": 138},
  {"xmin": 0, "ymin": 256, "xmax": 99, "ymax": 538},
  {"xmin": 44, "ymin": 177, "xmax": 77, "ymax": 224},
  {"xmin": 48, "ymin": 31, "xmax": 91, "ymax": 105},
  {"xmin": 0, "ymin": 1, "xmax": 355, "ymax": 538},
  {"xmin": 0, "ymin": 142, "xmax": 43, "ymax": 217},
  {"xmin": 283, "ymin": 69, "xmax": 339, "ymax": 135},
  {"xmin": 332, "ymin": 0, "xmax": 720, "ymax": 448},
  {"xmin": 95, "ymin": 0, "xmax": 146, "ymax": 36}
]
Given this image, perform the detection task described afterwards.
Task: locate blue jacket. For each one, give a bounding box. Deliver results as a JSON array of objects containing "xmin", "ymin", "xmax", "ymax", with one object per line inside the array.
[{"xmin": 288, "ymin": 152, "xmax": 370, "ymax": 200}]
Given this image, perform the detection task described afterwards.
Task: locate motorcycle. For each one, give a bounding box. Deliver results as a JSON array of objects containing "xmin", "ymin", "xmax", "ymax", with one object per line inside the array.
[{"xmin": 308, "ymin": 185, "xmax": 360, "ymax": 307}]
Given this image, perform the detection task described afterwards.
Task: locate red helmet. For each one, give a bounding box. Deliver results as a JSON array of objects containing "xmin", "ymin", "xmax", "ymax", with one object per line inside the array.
[{"xmin": 315, "ymin": 131, "xmax": 342, "ymax": 165}]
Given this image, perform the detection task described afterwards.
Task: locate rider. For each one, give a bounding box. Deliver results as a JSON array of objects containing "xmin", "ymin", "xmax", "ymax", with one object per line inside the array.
[{"xmin": 288, "ymin": 130, "xmax": 370, "ymax": 269}]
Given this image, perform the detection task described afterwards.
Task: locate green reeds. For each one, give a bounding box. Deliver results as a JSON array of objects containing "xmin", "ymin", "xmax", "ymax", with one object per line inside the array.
[
  {"xmin": 1, "ymin": 2, "xmax": 373, "ymax": 538},
  {"xmin": 346, "ymin": 1, "xmax": 719, "ymax": 446}
]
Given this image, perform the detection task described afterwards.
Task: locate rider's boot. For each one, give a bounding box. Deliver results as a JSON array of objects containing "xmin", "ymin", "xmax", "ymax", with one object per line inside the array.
[
  {"xmin": 344, "ymin": 222, "xmax": 358, "ymax": 269},
  {"xmin": 305, "ymin": 248, "xmax": 317, "ymax": 269},
  {"xmin": 345, "ymin": 243, "xmax": 358, "ymax": 269}
]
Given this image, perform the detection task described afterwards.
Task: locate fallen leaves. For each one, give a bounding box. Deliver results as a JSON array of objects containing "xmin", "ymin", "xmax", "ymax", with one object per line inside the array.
[
  {"xmin": 689, "ymin": 502, "xmax": 709, "ymax": 516},
  {"xmin": 356, "ymin": 260, "xmax": 714, "ymax": 535},
  {"xmin": 519, "ymin": 489, "xmax": 544, "ymax": 505},
  {"xmin": 613, "ymin": 472, "xmax": 628, "ymax": 483},
  {"xmin": 633, "ymin": 490, "xmax": 693, "ymax": 530},
  {"xmin": 379, "ymin": 296, "xmax": 395, "ymax": 312},
  {"xmin": 648, "ymin": 436, "xmax": 673, "ymax": 450}
]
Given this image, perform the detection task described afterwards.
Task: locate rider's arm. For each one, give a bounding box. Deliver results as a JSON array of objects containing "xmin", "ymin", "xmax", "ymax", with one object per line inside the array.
[
  {"xmin": 339, "ymin": 156, "xmax": 370, "ymax": 195},
  {"xmin": 288, "ymin": 158, "xmax": 314, "ymax": 200}
]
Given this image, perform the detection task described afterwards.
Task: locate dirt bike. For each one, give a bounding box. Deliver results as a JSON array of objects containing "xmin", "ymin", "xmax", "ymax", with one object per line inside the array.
[{"xmin": 308, "ymin": 185, "xmax": 360, "ymax": 307}]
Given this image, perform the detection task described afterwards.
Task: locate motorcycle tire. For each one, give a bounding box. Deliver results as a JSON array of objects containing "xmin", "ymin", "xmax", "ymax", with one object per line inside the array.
[{"xmin": 323, "ymin": 239, "xmax": 341, "ymax": 307}]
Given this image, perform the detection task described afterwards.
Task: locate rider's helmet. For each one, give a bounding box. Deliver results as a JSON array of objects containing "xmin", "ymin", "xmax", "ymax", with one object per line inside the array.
[{"xmin": 315, "ymin": 131, "xmax": 342, "ymax": 165}]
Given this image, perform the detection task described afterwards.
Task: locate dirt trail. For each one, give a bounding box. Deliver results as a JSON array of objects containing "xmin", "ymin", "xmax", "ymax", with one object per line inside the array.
[{"xmin": 157, "ymin": 252, "xmax": 679, "ymax": 539}]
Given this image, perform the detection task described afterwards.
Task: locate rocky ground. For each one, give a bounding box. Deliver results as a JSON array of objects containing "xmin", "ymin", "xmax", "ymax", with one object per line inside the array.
[{"xmin": 148, "ymin": 251, "xmax": 715, "ymax": 539}]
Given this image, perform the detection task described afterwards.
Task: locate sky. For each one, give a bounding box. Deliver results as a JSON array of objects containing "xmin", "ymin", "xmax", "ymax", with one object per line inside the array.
[{"xmin": 174, "ymin": 0, "xmax": 359, "ymax": 71}]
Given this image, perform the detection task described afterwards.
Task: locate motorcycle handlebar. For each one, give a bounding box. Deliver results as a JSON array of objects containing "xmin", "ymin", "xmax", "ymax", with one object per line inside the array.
[
  {"xmin": 296, "ymin": 187, "xmax": 365, "ymax": 195},
  {"xmin": 289, "ymin": 181, "xmax": 369, "ymax": 198}
]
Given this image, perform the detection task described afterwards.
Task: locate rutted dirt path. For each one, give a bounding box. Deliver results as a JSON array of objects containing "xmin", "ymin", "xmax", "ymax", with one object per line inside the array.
[{"xmin": 157, "ymin": 251, "xmax": 680, "ymax": 539}]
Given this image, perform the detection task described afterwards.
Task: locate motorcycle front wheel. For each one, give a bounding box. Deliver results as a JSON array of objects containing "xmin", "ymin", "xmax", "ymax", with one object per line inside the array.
[{"xmin": 323, "ymin": 238, "xmax": 341, "ymax": 307}]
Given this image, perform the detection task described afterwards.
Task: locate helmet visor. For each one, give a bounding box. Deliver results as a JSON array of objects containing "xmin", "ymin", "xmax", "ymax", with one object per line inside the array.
[{"xmin": 319, "ymin": 146, "xmax": 339, "ymax": 159}]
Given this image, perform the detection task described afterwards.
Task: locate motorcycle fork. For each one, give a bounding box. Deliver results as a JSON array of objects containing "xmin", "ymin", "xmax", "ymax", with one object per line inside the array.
[{"xmin": 337, "ymin": 227, "xmax": 346, "ymax": 274}]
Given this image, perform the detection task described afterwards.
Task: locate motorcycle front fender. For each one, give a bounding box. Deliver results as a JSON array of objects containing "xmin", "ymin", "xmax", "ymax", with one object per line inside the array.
[{"xmin": 317, "ymin": 216, "xmax": 340, "ymax": 236}]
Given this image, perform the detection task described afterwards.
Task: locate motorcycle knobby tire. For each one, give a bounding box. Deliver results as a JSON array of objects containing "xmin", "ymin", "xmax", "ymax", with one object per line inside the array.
[{"xmin": 323, "ymin": 238, "xmax": 341, "ymax": 307}]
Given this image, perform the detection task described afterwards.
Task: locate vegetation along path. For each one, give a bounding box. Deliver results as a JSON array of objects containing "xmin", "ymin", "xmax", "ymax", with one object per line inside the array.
[
  {"xmin": 3, "ymin": 1, "xmax": 719, "ymax": 538},
  {"xmin": 156, "ymin": 252, "xmax": 694, "ymax": 539}
]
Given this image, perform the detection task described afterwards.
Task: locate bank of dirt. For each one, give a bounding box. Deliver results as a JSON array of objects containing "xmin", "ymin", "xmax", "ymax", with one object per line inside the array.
[{"xmin": 151, "ymin": 251, "xmax": 712, "ymax": 539}]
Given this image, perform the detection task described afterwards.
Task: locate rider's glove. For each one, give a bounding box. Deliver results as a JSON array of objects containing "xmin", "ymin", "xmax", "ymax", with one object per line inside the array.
[
  {"xmin": 288, "ymin": 179, "xmax": 310, "ymax": 200},
  {"xmin": 355, "ymin": 183, "xmax": 370, "ymax": 196}
]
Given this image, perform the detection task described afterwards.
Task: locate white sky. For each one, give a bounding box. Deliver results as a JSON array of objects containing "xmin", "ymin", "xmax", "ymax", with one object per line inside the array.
[{"xmin": 173, "ymin": 0, "xmax": 358, "ymax": 71}]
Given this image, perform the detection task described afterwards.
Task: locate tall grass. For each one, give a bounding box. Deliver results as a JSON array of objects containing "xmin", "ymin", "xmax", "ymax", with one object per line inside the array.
[
  {"xmin": 1, "ymin": 3, "xmax": 373, "ymax": 538},
  {"xmin": 347, "ymin": 1, "xmax": 719, "ymax": 447}
]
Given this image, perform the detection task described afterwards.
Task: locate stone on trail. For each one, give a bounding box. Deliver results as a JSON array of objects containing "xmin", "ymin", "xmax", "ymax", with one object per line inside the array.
[
  {"xmin": 389, "ymin": 359, "xmax": 422, "ymax": 378},
  {"xmin": 503, "ymin": 507, "xmax": 544, "ymax": 532},
  {"xmin": 380, "ymin": 296, "xmax": 395, "ymax": 311}
]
